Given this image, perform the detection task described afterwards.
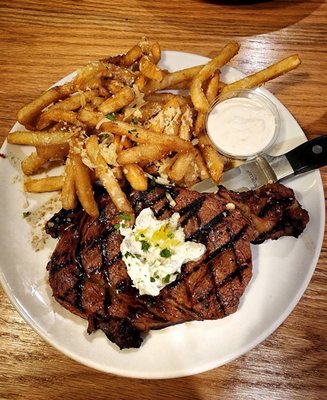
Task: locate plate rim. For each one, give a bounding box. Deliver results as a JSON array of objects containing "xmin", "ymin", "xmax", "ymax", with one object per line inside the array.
[{"xmin": 0, "ymin": 50, "xmax": 325, "ymax": 379}]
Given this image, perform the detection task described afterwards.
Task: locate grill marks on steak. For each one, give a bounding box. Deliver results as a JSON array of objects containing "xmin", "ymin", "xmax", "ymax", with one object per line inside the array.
[
  {"xmin": 46, "ymin": 183, "xmax": 309, "ymax": 349},
  {"xmin": 218, "ymin": 184, "xmax": 309, "ymax": 244}
]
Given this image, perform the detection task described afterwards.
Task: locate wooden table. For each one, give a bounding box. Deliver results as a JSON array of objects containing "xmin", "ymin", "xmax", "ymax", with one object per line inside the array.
[{"xmin": 0, "ymin": 1, "xmax": 326, "ymax": 399}]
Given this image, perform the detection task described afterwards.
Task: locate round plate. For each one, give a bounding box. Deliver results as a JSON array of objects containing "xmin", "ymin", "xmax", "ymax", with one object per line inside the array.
[{"xmin": 0, "ymin": 51, "xmax": 324, "ymax": 379}]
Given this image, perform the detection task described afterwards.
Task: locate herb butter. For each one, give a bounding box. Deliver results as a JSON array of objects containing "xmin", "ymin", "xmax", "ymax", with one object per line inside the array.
[{"xmin": 120, "ymin": 208, "xmax": 206, "ymax": 296}]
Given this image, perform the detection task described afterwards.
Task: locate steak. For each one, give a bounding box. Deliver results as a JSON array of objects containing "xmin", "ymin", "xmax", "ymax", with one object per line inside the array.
[{"xmin": 45, "ymin": 183, "xmax": 309, "ymax": 349}]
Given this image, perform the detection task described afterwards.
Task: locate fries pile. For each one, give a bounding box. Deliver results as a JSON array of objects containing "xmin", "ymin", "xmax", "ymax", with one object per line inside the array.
[{"xmin": 8, "ymin": 38, "xmax": 301, "ymax": 221}]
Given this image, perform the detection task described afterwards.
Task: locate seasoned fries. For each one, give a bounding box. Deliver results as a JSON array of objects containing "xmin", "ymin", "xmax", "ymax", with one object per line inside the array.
[
  {"xmin": 122, "ymin": 164, "xmax": 148, "ymax": 191},
  {"xmin": 61, "ymin": 157, "xmax": 76, "ymax": 210},
  {"xmin": 24, "ymin": 176, "xmax": 64, "ymax": 193},
  {"xmin": 86, "ymin": 136, "xmax": 134, "ymax": 223},
  {"xmin": 103, "ymin": 121, "xmax": 193, "ymax": 152},
  {"xmin": 8, "ymin": 130, "xmax": 74, "ymax": 146},
  {"xmin": 9, "ymin": 38, "xmax": 301, "ymax": 217},
  {"xmin": 190, "ymin": 42, "xmax": 240, "ymax": 113},
  {"xmin": 220, "ymin": 54, "xmax": 301, "ymax": 95},
  {"xmin": 21, "ymin": 152, "xmax": 48, "ymax": 176},
  {"xmin": 70, "ymin": 147, "xmax": 99, "ymax": 218}
]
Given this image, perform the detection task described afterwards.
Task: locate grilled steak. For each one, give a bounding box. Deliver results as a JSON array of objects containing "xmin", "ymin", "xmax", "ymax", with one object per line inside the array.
[{"xmin": 46, "ymin": 183, "xmax": 309, "ymax": 349}]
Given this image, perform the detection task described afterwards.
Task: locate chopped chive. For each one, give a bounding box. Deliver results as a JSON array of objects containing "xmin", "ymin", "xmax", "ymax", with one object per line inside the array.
[
  {"xmin": 105, "ymin": 113, "xmax": 116, "ymax": 121},
  {"xmin": 141, "ymin": 240, "xmax": 150, "ymax": 252},
  {"xmin": 118, "ymin": 212, "xmax": 131, "ymax": 221},
  {"xmin": 162, "ymin": 274, "xmax": 171, "ymax": 284},
  {"xmin": 113, "ymin": 223, "xmax": 121, "ymax": 230},
  {"xmin": 160, "ymin": 248, "xmax": 171, "ymax": 258}
]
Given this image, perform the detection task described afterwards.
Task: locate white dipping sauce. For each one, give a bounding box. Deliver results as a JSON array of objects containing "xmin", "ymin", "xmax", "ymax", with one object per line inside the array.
[{"xmin": 206, "ymin": 96, "xmax": 277, "ymax": 158}]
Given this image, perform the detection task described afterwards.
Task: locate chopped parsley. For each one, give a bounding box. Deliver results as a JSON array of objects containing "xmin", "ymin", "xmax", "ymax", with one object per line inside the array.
[
  {"xmin": 113, "ymin": 223, "xmax": 121, "ymax": 230},
  {"xmin": 150, "ymin": 277, "xmax": 156, "ymax": 282},
  {"xmin": 162, "ymin": 274, "xmax": 171, "ymax": 284},
  {"xmin": 22, "ymin": 211, "xmax": 31, "ymax": 218},
  {"xmin": 160, "ymin": 248, "xmax": 171, "ymax": 258},
  {"xmin": 141, "ymin": 240, "xmax": 151, "ymax": 252},
  {"xmin": 124, "ymin": 251, "xmax": 142, "ymax": 260},
  {"xmin": 105, "ymin": 113, "xmax": 116, "ymax": 121},
  {"xmin": 131, "ymin": 118, "xmax": 139, "ymax": 125},
  {"xmin": 118, "ymin": 212, "xmax": 131, "ymax": 221}
]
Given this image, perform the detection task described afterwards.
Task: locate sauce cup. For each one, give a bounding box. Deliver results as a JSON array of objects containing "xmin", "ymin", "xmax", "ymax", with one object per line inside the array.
[{"xmin": 205, "ymin": 89, "xmax": 280, "ymax": 160}]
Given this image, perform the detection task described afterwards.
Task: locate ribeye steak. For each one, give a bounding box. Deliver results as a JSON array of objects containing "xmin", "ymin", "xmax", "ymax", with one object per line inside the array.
[{"xmin": 45, "ymin": 183, "xmax": 309, "ymax": 349}]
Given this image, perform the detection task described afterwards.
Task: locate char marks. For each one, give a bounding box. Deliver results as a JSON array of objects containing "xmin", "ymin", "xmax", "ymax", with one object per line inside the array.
[{"xmin": 46, "ymin": 183, "xmax": 309, "ymax": 349}]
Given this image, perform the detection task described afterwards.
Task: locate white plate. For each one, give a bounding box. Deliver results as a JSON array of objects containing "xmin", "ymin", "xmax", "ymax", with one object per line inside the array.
[{"xmin": 0, "ymin": 51, "xmax": 324, "ymax": 379}]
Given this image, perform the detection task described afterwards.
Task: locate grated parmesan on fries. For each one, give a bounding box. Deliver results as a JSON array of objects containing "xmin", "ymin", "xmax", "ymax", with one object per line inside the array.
[{"xmin": 7, "ymin": 38, "xmax": 301, "ymax": 218}]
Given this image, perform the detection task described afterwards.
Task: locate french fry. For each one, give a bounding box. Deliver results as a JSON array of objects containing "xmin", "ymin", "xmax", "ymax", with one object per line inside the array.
[
  {"xmin": 73, "ymin": 61, "xmax": 108, "ymax": 88},
  {"xmin": 50, "ymin": 90, "xmax": 98, "ymax": 111},
  {"xmin": 149, "ymin": 41, "xmax": 161, "ymax": 65},
  {"xmin": 103, "ymin": 79, "xmax": 125, "ymax": 94},
  {"xmin": 112, "ymin": 165, "xmax": 124, "ymax": 183},
  {"xmin": 17, "ymin": 83, "xmax": 74, "ymax": 129},
  {"xmin": 146, "ymin": 97, "xmax": 181, "ymax": 135},
  {"xmin": 98, "ymin": 86, "xmax": 135, "ymax": 115},
  {"xmin": 61, "ymin": 157, "xmax": 76, "ymax": 210},
  {"xmin": 24, "ymin": 176, "xmax": 64, "ymax": 192},
  {"xmin": 190, "ymin": 42, "xmax": 240, "ymax": 113},
  {"xmin": 78, "ymin": 108, "xmax": 103, "ymax": 127},
  {"xmin": 117, "ymin": 143, "xmax": 172, "ymax": 165},
  {"xmin": 144, "ymin": 64, "xmax": 204, "ymax": 94},
  {"xmin": 206, "ymin": 72, "xmax": 220, "ymax": 102},
  {"xmin": 70, "ymin": 146, "xmax": 99, "ymax": 218},
  {"xmin": 194, "ymin": 72, "xmax": 220, "ymax": 136},
  {"xmin": 139, "ymin": 56, "xmax": 164, "ymax": 81},
  {"xmin": 86, "ymin": 136, "xmax": 134, "ymax": 222},
  {"xmin": 194, "ymin": 148, "xmax": 210, "ymax": 180},
  {"xmin": 179, "ymin": 105, "xmax": 193, "ymax": 141},
  {"xmin": 144, "ymin": 93, "xmax": 176, "ymax": 103},
  {"xmin": 136, "ymin": 101, "xmax": 162, "ymax": 123},
  {"xmin": 36, "ymin": 143, "xmax": 69, "ymax": 160},
  {"xmin": 220, "ymin": 54, "xmax": 301, "ymax": 95},
  {"xmin": 36, "ymin": 109, "xmax": 80, "ymax": 130},
  {"xmin": 21, "ymin": 152, "xmax": 48, "ymax": 176},
  {"xmin": 123, "ymin": 164, "xmax": 148, "ymax": 191},
  {"xmin": 7, "ymin": 130, "xmax": 74, "ymax": 146},
  {"xmin": 99, "ymin": 64, "xmax": 136, "ymax": 87},
  {"xmin": 183, "ymin": 161, "xmax": 199, "ymax": 187},
  {"xmin": 169, "ymin": 152, "xmax": 196, "ymax": 182},
  {"xmin": 122, "ymin": 45, "xmax": 143, "ymax": 67},
  {"xmin": 102, "ymin": 121, "xmax": 194, "ymax": 152},
  {"xmin": 135, "ymin": 74, "xmax": 148, "ymax": 92},
  {"xmin": 198, "ymin": 135, "xmax": 224, "ymax": 183}
]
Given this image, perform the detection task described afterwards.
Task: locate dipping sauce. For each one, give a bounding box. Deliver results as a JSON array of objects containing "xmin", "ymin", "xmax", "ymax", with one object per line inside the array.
[
  {"xmin": 120, "ymin": 208, "xmax": 206, "ymax": 296},
  {"xmin": 206, "ymin": 90, "xmax": 279, "ymax": 159}
]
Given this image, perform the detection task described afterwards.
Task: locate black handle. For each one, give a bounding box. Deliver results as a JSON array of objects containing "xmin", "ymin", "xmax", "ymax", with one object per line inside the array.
[{"xmin": 285, "ymin": 135, "xmax": 327, "ymax": 175}]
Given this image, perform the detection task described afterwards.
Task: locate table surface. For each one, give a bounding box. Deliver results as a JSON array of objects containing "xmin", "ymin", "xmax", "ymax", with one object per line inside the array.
[{"xmin": 0, "ymin": 1, "xmax": 326, "ymax": 399}]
